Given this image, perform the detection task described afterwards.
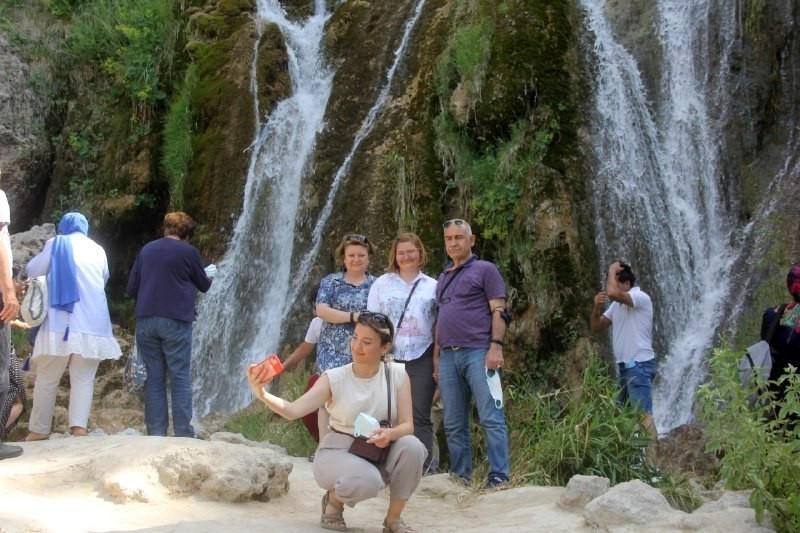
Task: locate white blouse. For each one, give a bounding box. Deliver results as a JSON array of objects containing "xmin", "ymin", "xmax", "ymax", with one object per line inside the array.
[{"xmin": 367, "ymin": 271, "xmax": 437, "ymax": 361}]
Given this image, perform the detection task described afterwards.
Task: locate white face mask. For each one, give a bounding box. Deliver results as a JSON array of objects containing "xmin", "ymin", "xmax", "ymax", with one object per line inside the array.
[{"xmin": 485, "ymin": 368, "xmax": 503, "ymax": 409}]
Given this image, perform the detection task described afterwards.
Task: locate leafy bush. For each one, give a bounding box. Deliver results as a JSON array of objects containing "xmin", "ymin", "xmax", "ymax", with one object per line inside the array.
[
  {"xmin": 68, "ymin": 0, "xmax": 179, "ymax": 122},
  {"xmin": 504, "ymin": 350, "xmax": 653, "ymax": 486},
  {"xmin": 696, "ymin": 346, "xmax": 800, "ymax": 532}
]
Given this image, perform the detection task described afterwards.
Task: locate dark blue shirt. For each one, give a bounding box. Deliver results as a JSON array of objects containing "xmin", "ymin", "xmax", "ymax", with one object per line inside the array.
[{"xmin": 126, "ymin": 237, "xmax": 211, "ymax": 322}]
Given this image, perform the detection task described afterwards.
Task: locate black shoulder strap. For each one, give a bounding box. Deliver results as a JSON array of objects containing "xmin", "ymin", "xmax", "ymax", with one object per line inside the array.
[
  {"xmin": 384, "ymin": 362, "xmax": 392, "ymax": 423},
  {"xmin": 396, "ymin": 279, "xmax": 421, "ymax": 330},
  {"xmin": 766, "ymin": 303, "xmax": 789, "ymax": 343}
]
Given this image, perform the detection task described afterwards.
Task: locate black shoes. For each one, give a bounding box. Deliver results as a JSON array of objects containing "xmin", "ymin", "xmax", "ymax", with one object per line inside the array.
[{"xmin": 0, "ymin": 443, "xmax": 23, "ymax": 460}]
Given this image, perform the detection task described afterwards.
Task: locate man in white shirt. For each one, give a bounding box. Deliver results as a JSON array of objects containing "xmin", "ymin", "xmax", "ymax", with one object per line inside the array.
[
  {"xmin": 0, "ymin": 189, "xmax": 22, "ymax": 459},
  {"xmin": 590, "ymin": 261, "xmax": 657, "ymax": 465}
]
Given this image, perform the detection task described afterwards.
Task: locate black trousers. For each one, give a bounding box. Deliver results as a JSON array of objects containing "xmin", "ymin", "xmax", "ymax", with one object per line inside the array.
[{"xmin": 398, "ymin": 345, "xmax": 436, "ymax": 469}]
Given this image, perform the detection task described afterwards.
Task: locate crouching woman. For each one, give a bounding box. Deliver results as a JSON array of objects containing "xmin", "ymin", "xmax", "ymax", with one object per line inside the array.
[{"xmin": 246, "ymin": 311, "xmax": 425, "ymax": 533}]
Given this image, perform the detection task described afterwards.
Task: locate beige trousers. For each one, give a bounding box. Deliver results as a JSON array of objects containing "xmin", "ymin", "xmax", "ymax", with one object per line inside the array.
[
  {"xmin": 29, "ymin": 354, "xmax": 100, "ymax": 434},
  {"xmin": 312, "ymin": 432, "xmax": 426, "ymax": 504}
]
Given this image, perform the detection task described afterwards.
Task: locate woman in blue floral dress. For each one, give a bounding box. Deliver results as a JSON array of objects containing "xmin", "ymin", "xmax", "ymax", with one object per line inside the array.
[{"xmin": 306, "ymin": 234, "xmax": 376, "ymax": 442}]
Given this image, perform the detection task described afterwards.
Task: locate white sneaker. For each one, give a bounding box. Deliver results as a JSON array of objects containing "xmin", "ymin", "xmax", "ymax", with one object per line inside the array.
[{"xmin": 485, "ymin": 368, "xmax": 503, "ymax": 408}]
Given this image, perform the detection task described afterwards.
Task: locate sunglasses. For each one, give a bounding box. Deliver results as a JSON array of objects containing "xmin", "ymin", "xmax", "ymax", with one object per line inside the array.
[
  {"xmin": 345, "ymin": 234, "xmax": 369, "ymax": 244},
  {"xmin": 442, "ymin": 219, "xmax": 467, "ymax": 229},
  {"xmin": 358, "ymin": 310, "xmax": 392, "ymax": 330}
]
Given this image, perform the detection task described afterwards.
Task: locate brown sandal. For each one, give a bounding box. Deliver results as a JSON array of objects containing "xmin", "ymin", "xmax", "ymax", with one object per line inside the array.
[
  {"xmin": 320, "ymin": 490, "xmax": 347, "ymax": 532},
  {"xmin": 383, "ymin": 518, "xmax": 417, "ymax": 533}
]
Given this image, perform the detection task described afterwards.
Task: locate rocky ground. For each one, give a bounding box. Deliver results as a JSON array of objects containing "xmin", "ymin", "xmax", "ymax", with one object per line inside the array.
[{"xmin": 0, "ymin": 432, "xmax": 774, "ymax": 533}]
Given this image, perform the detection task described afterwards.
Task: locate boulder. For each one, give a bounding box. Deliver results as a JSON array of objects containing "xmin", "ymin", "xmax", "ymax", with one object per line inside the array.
[
  {"xmin": 17, "ymin": 434, "xmax": 294, "ymax": 504},
  {"xmin": 558, "ymin": 474, "xmax": 610, "ymax": 510},
  {"xmin": 583, "ymin": 479, "xmax": 682, "ymax": 527},
  {"xmin": 10, "ymin": 223, "xmax": 55, "ymax": 271}
]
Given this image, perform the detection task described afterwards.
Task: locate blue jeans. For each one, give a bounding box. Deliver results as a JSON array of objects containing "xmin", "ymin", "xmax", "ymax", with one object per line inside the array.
[
  {"xmin": 438, "ymin": 347, "xmax": 510, "ymax": 481},
  {"xmin": 617, "ymin": 358, "xmax": 657, "ymax": 414},
  {"xmin": 136, "ymin": 316, "xmax": 195, "ymax": 437}
]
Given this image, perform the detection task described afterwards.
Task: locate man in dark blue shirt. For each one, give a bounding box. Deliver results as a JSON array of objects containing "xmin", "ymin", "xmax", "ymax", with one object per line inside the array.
[{"xmin": 127, "ymin": 212, "xmax": 214, "ymax": 438}]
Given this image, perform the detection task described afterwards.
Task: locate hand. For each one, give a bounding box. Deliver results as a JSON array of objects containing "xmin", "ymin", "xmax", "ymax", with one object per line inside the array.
[
  {"xmin": 245, "ymin": 363, "xmax": 274, "ymax": 394},
  {"xmin": 485, "ymin": 343, "xmax": 504, "ymax": 371},
  {"xmin": 594, "ymin": 292, "xmax": 608, "ymax": 307},
  {"xmin": 0, "ymin": 291, "xmax": 19, "ymax": 323},
  {"xmin": 204, "ymin": 264, "xmax": 218, "ymax": 279},
  {"xmin": 367, "ymin": 426, "xmax": 393, "ymax": 448}
]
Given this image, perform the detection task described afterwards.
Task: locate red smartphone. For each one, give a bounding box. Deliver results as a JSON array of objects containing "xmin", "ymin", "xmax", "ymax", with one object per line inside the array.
[{"xmin": 251, "ymin": 354, "xmax": 284, "ymax": 384}]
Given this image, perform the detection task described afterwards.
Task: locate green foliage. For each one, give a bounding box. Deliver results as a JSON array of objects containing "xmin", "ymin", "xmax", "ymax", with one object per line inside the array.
[
  {"xmin": 68, "ymin": 0, "xmax": 179, "ymax": 122},
  {"xmin": 386, "ymin": 151, "xmax": 418, "ymax": 233},
  {"xmin": 697, "ymin": 346, "xmax": 800, "ymax": 531},
  {"xmin": 225, "ymin": 366, "xmax": 317, "ymax": 457},
  {"xmin": 745, "ymin": 0, "xmax": 766, "ymax": 40},
  {"xmin": 162, "ymin": 64, "xmax": 199, "ymax": 210},
  {"xmin": 504, "ymin": 350, "xmax": 653, "ymax": 486}
]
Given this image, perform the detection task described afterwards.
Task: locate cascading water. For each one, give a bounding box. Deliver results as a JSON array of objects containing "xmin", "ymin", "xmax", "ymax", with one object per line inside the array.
[
  {"xmin": 191, "ymin": 0, "xmax": 334, "ymax": 415},
  {"xmin": 580, "ymin": 0, "xmax": 737, "ymax": 431},
  {"xmin": 192, "ymin": 0, "xmax": 428, "ymax": 415}
]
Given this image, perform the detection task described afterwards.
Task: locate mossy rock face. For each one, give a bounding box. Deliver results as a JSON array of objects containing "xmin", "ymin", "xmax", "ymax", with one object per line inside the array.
[
  {"xmin": 256, "ymin": 23, "xmax": 291, "ymax": 117},
  {"xmin": 602, "ymin": 0, "xmax": 660, "ymax": 101},
  {"xmin": 186, "ymin": 16, "xmax": 285, "ymax": 258}
]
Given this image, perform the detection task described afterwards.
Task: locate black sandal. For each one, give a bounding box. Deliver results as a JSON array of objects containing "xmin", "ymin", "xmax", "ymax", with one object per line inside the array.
[{"xmin": 320, "ymin": 490, "xmax": 347, "ymax": 531}]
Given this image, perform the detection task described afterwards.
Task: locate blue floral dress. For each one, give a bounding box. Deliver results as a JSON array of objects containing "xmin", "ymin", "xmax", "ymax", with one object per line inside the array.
[{"xmin": 315, "ymin": 272, "xmax": 375, "ymax": 373}]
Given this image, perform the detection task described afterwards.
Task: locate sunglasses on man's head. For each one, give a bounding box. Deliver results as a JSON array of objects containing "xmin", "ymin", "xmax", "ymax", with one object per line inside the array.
[
  {"xmin": 442, "ymin": 219, "xmax": 467, "ymax": 229},
  {"xmin": 346, "ymin": 234, "xmax": 368, "ymax": 244}
]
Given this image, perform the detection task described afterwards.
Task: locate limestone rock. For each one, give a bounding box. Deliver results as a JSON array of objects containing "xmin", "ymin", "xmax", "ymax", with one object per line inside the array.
[
  {"xmin": 677, "ymin": 491, "xmax": 774, "ymax": 532},
  {"xmin": 558, "ymin": 474, "xmax": 609, "ymax": 510},
  {"xmin": 10, "ymin": 223, "xmax": 55, "ymax": 271},
  {"xmin": 48, "ymin": 434, "xmax": 296, "ymax": 504},
  {"xmin": 583, "ymin": 479, "xmax": 682, "ymax": 527}
]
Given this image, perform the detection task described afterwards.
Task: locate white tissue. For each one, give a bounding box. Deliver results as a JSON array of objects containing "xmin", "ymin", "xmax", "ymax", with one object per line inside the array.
[
  {"xmin": 353, "ymin": 412, "xmax": 380, "ymax": 437},
  {"xmin": 485, "ymin": 368, "xmax": 503, "ymax": 409}
]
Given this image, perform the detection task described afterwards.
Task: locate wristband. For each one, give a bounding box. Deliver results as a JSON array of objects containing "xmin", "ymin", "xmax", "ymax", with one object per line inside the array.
[
  {"xmin": 350, "ymin": 311, "xmax": 354, "ymax": 324},
  {"xmin": 491, "ymin": 339, "xmax": 504, "ymax": 347}
]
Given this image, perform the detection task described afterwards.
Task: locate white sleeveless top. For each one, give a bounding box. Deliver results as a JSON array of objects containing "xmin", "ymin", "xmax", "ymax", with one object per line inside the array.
[{"xmin": 325, "ymin": 361, "xmax": 406, "ymax": 434}]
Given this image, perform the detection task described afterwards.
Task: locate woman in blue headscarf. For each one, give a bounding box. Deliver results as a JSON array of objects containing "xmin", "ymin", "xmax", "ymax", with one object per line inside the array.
[{"xmin": 25, "ymin": 212, "xmax": 121, "ymax": 440}]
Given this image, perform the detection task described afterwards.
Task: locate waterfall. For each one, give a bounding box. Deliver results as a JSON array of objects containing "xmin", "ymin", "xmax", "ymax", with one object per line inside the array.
[
  {"xmin": 580, "ymin": 0, "xmax": 737, "ymax": 431},
  {"xmin": 191, "ymin": 0, "xmax": 427, "ymax": 416},
  {"xmin": 191, "ymin": 0, "xmax": 334, "ymax": 415}
]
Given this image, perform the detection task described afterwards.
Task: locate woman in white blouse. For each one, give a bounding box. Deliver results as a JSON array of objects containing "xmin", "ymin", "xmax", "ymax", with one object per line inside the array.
[{"xmin": 367, "ymin": 233, "xmax": 437, "ymax": 471}]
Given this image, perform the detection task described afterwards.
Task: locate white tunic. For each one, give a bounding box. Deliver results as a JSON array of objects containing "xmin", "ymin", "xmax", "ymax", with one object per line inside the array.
[
  {"xmin": 367, "ymin": 272, "xmax": 437, "ymax": 361},
  {"xmin": 27, "ymin": 233, "xmax": 121, "ymax": 360}
]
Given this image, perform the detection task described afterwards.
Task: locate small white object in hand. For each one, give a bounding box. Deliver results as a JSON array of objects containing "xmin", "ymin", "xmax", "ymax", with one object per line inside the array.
[
  {"xmin": 204, "ymin": 264, "xmax": 218, "ymax": 279},
  {"xmin": 485, "ymin": 367, "xmax": 503, "ymax": 409}
]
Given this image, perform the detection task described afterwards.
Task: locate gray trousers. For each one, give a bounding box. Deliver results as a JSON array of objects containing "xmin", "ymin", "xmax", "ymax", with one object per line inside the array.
[
  {"xmin": 0, "ymin": 323, "xmax": 10, "ymax": 437},
  {"xmin": 313, "ymin": 432, "xmax": 426, "ymax": 504}
]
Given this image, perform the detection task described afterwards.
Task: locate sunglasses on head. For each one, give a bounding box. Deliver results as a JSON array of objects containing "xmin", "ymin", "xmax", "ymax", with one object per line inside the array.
[
  {"xmin": 442, "ymin": 219, "xmax": 467, "ymax": 229},
  {"xmin": 358, "ymin": 310, "xmax": 391, "ymax": 329},
  {"xmin": 346, "ymin": 234, "xmax": 368, "ymax": 244}
]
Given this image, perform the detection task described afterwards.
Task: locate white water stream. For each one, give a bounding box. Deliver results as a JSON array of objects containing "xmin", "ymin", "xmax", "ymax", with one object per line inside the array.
[
  {"xmin": 580, "ymin": 0, "xmax": 738, "ymax": 431},
  {"xmin": 192, "ymin": 0, "xmax": 333, "ymax": 415},
  {"xmin": 192, "ymin": 0, "xmax": 427, "ymax": 415}
]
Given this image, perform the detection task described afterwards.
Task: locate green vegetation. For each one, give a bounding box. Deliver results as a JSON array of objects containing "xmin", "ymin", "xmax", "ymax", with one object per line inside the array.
[
  {"xmin": 386, "ymin": 151, "xmax": 418, "ymax": 233},
  {"xmin": 504, "ymin": 351, "xmax": 653, "ymax": 486},
  {"xmin": 225, "ymin": 365, "xmax": 317, "ymax": 457},
  {"xmin": 68, "ymin": 0, "xmax": 179, "ymax": 124},
  {"xmin": 697, "ymin": 346, "xmax": 800, "ymax": 532},
  {"xmin": 162, "ymin": 64, "xmax": 199, "ymax": 210}
]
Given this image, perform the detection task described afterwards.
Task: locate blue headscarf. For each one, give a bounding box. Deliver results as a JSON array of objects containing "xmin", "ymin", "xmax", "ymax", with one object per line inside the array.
[{"xmin": 48, "ymin": 213, "xmax": 89, "ymax": 326}]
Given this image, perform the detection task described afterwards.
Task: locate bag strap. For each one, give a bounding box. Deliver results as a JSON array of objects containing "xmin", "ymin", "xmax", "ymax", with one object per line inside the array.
[
  {"xmin": 766, "ymin": 303, "xmax": 788, "ymax": 344},
  {"xmin": 395, "ymin": 279, "xmax": 421, "ymax": 331},
  {"xmin": 385, "ymin": 362, "xmax": 392, "ymax": 424}
]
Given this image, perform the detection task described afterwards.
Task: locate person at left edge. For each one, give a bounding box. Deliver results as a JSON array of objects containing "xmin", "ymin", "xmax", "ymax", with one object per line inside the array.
[
  {"xmin": 127, "ymin": 212, "xmax": 214, "ymax": 438},
  {"xmin": 0, "ymin": 186, "xmax": 21, "ymax": 459}
]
